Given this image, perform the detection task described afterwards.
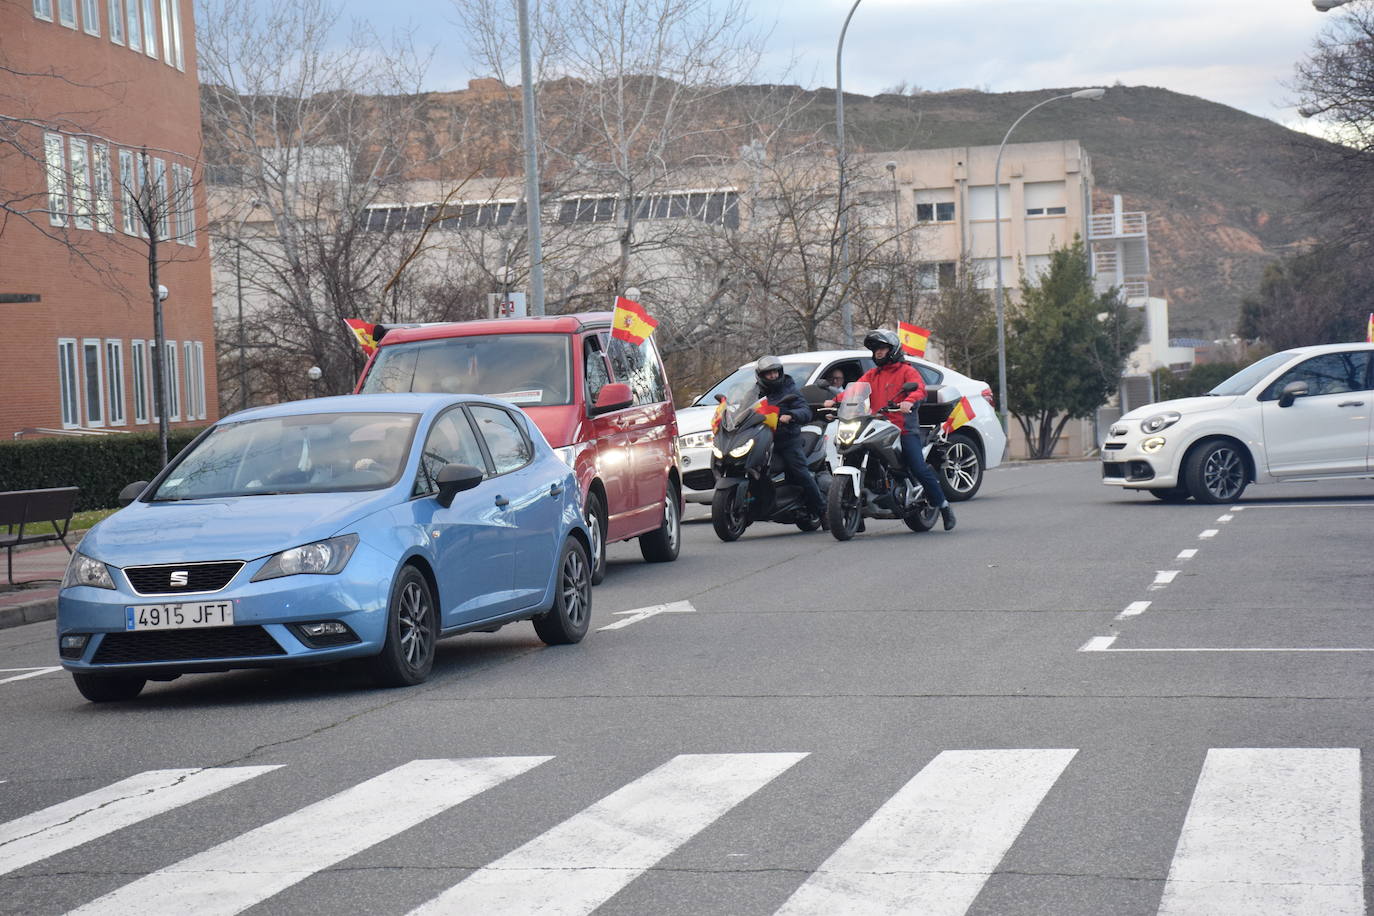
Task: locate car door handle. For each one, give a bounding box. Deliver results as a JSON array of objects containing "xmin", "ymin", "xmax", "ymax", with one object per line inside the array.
[
  {"xmin": 550, "ymin": 483, "xmax": 564, "ymax": 498},
  {"xmin": 1338, "ymin": 400, "xmax": 1364, "ymax": 407},
  {"xmin": 494, "ymin": 495, "xmax": 510, "ymax": 507}
]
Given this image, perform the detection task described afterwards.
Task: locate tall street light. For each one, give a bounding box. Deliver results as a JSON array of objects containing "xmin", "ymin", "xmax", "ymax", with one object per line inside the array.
[
  {"xmin": 992, "ymin": 87, "xmax": 1106, "ymax": 436},
  {"xmin": 516, "ymin": 0, "xmax": 546, "ymax": 315},
  {"xmin": 835, "ymin": 0, "xmax": 864, "ymax": 348}
]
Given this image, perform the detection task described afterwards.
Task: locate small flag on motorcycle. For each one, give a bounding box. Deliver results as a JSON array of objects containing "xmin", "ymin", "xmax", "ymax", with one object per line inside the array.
[
  {"xmin": 711, "ymin": 400, "xmax": 726, "ymax": 433},
  {"xmin": 942, "ymin": 395, "xmax": 975, "ymax": 435},
  {"xmin": 611, "ymin": 296, "xmax": 659, "ymax": 345},
  {"xmin": 1367, "ymin": 312, "xmax": 1373, "ymax": 343},
  {"xmin": 755, "ymin": 401, "xmax": 781, "ymax": 429},
  {"xmin": 343, "ymin": 318, "xmax": 379, "ymax": 356},
  {"xmin": 897, "ymin": 321, "xmax": 930, "ymax": 357}
]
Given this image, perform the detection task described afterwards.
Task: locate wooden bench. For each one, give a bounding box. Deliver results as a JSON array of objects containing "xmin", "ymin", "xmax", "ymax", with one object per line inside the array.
[{"xmin": 0, "ymin": 487, "xmax": 79, "ymax": 585}]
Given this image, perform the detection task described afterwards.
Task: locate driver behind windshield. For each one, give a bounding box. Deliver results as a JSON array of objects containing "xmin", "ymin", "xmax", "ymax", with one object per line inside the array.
[{"xmin": 755, "ymin": 355, "xmax": 825, "ymax": 528}]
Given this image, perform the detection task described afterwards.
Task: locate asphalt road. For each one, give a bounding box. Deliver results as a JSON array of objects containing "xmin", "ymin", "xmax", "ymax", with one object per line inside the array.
[{"xmin": 2, "ymin": 460, "xmax": 1373, "ymax": 915}]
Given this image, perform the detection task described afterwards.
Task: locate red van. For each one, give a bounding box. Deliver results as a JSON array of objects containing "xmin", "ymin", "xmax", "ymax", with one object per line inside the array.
[{"xmin": 355, "ymin": 313, "xmax": 681, "ymax": 583}]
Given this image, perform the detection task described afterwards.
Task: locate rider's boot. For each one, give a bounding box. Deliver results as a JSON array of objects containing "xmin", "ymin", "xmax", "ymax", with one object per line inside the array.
[{"xmin": 940, "ymin": 503, "xmax": 956, "ymax": 531}]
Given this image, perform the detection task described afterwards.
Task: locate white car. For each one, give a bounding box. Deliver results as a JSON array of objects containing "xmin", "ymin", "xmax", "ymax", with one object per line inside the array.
[
  {"xmin": 676, "ymin": 349, "xmax": 1005, "ymax": 505},
  {"xmin": 1102, "ymin": 342, "xmax": 1374, "ymax": 503}
]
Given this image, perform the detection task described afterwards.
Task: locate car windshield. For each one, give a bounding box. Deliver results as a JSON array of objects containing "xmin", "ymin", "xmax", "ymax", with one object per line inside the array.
[
  {"xmin": 695, "ymin": 361, "xmax": 818, "ymax": 406},
  {"xmin": 149, "ymin": 412, "xmax": 419, "ymax": 500},
  {"xmin": 361, "ymin": 333, "xmax": 573, "ymax": 406},
  {"xmin": 1207, "ymin": 352, "xmax": 1293, "ymax": 397}
]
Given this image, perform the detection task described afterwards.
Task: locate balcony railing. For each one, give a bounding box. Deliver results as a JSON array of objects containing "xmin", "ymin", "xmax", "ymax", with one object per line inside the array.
[{"xmin": 1088, "ymin": 211, "xmax": 1147, "ymax": 239}]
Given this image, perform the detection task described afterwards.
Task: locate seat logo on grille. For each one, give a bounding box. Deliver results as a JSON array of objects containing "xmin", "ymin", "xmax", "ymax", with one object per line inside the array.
[{"xmin": 169, "ymin": 570, "xmax": 189, "ymax": 587}]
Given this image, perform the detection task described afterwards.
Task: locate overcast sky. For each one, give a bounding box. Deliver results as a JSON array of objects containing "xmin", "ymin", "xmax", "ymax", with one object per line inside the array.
[{"xmin": 338, "ymin": 0, "xmax": 1335, "ymax": 131}]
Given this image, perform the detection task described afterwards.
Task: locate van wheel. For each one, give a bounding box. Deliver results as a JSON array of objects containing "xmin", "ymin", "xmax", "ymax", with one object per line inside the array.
[
  {"xmin": 640, "ymin": 480, "xmax": 681, "ymax": 562},
  {"xmin": 533, "ymin": 538, "xmax": 592, "ymax": 644},
  {"xmin": 585, "ymin": 492, "xmax": 608, "ymax": 584},
  {"xmin": 72, "ymin": 673, "xmax": 146, "ymax": 703}
]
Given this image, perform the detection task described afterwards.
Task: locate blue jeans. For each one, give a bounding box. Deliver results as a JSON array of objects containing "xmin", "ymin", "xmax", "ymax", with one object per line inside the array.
[
  {"xmin": 899, "ymin": 415, "xmax": 947, "ymax": 508},
  {"xmin": 776, "ymin": 435, "xmax": 824, "ymax": 515}
]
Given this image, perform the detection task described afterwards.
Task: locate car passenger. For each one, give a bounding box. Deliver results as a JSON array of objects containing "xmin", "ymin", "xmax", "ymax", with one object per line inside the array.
[{"xmin": 754, "ymin": 355, "xmax": 824, "ymax": 528}]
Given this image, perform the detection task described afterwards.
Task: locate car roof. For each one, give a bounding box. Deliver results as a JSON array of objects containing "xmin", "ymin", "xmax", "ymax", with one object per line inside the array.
[
  {"xmin": 1281, "ymin": 342, "xmax": 1374, "ymax": 357},
  {"xmin": 378, "ymin": 312, "xmax": 613, "ymax": 346},
  {"xmin": 219, "ymin": 393, "xmax": 510, "ymax": 424}
]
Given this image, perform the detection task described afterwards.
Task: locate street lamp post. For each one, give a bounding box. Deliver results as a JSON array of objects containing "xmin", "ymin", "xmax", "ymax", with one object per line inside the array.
[
  {"xmin": 516, "ymin": 0, "xmax": 546, "ymax": 315},
  {"xmin": 835, "ymin": 0, "xmax": 864, "ymax": 348},
  {"xmin": 992, "ymin": 87, "xmax": 1106, "ymax": 437}
]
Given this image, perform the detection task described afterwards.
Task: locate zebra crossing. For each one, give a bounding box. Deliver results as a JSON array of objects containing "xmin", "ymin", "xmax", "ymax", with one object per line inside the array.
[{"xmin": 1, "ymin": 748, "xmax": 1364, "ymax": 915}]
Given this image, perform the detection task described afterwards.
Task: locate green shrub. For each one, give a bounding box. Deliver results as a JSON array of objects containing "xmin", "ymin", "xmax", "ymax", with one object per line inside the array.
[{"xmin": 0, "ymin": 430, "xmax": 205, "ymax": 511}]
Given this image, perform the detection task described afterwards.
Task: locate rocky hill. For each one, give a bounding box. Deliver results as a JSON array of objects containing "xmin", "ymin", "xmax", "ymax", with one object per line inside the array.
[{"xmin": 806, "ymin": 84, "xmax": 1328, "ymax": 338}]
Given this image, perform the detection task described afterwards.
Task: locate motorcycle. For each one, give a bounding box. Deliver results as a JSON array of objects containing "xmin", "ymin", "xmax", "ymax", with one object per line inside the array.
[
  {"xmin": 825, "ymin": 380, "xmax": 956, "ymax": 541},
  {"xmin": 709, "ymin": 387, "xmax": 833, "ymax": 541}
]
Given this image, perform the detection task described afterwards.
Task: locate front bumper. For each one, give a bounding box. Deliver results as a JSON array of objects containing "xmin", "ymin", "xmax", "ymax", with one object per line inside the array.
[
  {"xmin": 1100, "ymin": 438, "xmax": 1180, "ymax": 488},
  {"xmin": 57, "ymin": 543, "xmax": 396, "ymax": 676},
  {"xmin": 680, "ymin": 444, "xmax": 716, "ymax": 503}
]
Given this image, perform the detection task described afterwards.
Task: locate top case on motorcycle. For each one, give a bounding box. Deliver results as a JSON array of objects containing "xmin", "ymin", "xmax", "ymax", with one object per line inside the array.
[{"xmin": 916, "ymin": 385, "xmax": 959, "ymax": 429}]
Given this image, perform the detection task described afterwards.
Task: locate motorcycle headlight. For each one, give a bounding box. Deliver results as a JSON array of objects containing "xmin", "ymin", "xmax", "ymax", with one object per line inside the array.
[
  {"xmin": 1141, "ymin": 436, "xmax": 1167, "ymax": 453},
  {"xmin": 252, "ymin": 534, "xmax": 359, "ymax": 581},
  {"xmin": 61, "ymin": 552, "xmax": 115, "ymax": 590},
  {"xmin": 1140, "ymin": 411, "xmax": 1181, "ymax": 434},
  {"xmin": 678, "ymin": 432, "xmax": 714, "ymax": 450},
  {"xmin": 728, "ymin": 439, "xmax": 755, "ymax": 458},
  {"xmin": 836, "ymin": 420, "xmax": 861, "ymax": 444},
  {"xmin": 711, "ymin": 445, "xmax": 723, "ymax": 459}
]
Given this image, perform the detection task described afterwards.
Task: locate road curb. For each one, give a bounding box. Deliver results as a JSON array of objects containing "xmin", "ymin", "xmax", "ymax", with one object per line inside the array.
[{"xmin": 0, "ymin": 596, "xmax": 57, "ymax": 631}]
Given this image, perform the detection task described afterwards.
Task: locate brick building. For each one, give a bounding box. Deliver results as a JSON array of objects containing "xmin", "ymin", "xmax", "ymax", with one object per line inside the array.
[{"xmin": 0, "ymin": 0, "xmax": 215, "ymax": 440}]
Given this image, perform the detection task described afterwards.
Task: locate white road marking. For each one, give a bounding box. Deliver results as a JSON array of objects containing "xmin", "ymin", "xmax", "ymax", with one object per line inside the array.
[
  {"xmin": 1079, "ymin": 636, "xmax": 1118, "ymax": 652},
  {"xmin": 1177, "ymin": 549, "xmax": 1198, "ymax": 560},
  {"xmin": 775, "ymin": 748, "xmax": 1077, "ymax": 916},
  {"xmin": 1198, "ymin": 529, "xmax": 1218, "ymax": 539},
  {"xmin": 0, "ymin": 667, "xmax": 61, "ymax": 685},
  {"xmin": 1083, "ymin": 645, "xmax": 1374, "ymax": 653},
  {"xmin": 1116, "ymin": 601, "xmax": 1151, "ymax": 620},
  {"xmin": 1150, "ymin": 570, "xmax": 1180, "ymax": 589},
  {"xmin": 597, "ymin": 599, "xmax": 695, "ymax": 631},
  {"xmin": 0, "ymin": 766, "xmax": 280, "ymax": 877},
  {"xmin": 1216, "ymin": 513, "xmax": 1233, "ymax": 522},
  {"xmin": 1228, "ymin": 503, "xmax": 1374, "ymax": 510},
  {"xmin": 1158, "ymin": 748, "xmax": 1363, "ymax": 914},
  {"xmin": 411, "ymin": 752, "xmax": 806, "ymax": 916},
  {"xmin": 75, "ymin": 757, "xmax": 551, "ymax": 916}
]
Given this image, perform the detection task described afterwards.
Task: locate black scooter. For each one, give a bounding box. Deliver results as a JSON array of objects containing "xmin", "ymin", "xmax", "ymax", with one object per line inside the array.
[{"xmin": 709, "ymin": 388, "xmax": 832, "ymax": 541}]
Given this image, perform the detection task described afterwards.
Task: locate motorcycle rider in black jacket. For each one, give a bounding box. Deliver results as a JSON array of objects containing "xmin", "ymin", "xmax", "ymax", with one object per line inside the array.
[{"xmin": 755, "ymin": 355, "xmax": 825, "ymax": 527}]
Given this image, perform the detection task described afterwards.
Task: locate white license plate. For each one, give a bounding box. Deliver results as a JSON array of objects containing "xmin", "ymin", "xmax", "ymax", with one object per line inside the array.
[{"xmin": 125, "ymin": 601, "xmax": 235, "ymax": 631}]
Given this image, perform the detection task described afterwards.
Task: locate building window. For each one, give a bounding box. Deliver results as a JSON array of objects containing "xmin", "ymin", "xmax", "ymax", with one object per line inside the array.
[
  {"xmin": 82, "ymin": 0, "xmax": 99, "ymax": 34},
  {"xmin": 917, "ymin": 261, "xmax": 957, "ymax": 291},
  {"xmin": 158, "ymin": 0, "xmax": 172, "ymax": 64},
  {"xmin": 967, "ymin": 185, "xmax": 1010, "ymax": 221},
  {"xmin": 192, "ymin": 340, "xmax": 206, "ymax": 418},
  {"xmin": 58, "ymin": 0, "xmax": 76, "ymax": 28},
  {"xmin": 82, "ymin": 338, "xmax": 105, "ymax": 426},
  {"xmin": 92, "ymin": 143, "xmax": 113, "ymax": 232},
  {"xmin": 182, "ymin": 340, "xmax": 195, "ymax": 418},
  {"xmin": 152, "ymin": 157, "xmax": 168, "ymax": 240},
  {"xmin": 163, "ymin": 340, "xmax": 180, "ymax": 420},
  {"xmin": 105, "ymin": 340, "xmax": 126, "ymax": 425},
  {"xmin": 44, "ymin": 133, "xmax": 68, "ymax": 227},
  {"xmin": 58, "ymin": 339, "xmax": 79, "ymax": 427},
  {"xmin": 1025, "ymin": 180, "xmax": 1068, "ymax": 217},
  {"xmin": 131, "ymin": 339, "xmax": 148, "ymax": 422},
  {"xmin": 118, "ymin": 149, "xmax": 137, "ymax": 234},
  {"xmin": 126, "ymin": 0, "xmax": 140, "ymax": 51},
  {"xmin": 109, "ymin": 0, "xmax": 123, "ymax": 42},
  {"xmin": 69, "ymin": 138, "xmax": 93, "ymax": 230},
  {"xmin": 167, "ymin": 0, "xmax": 182, "ymax": 68},
  {"xmin": 141, "ymin": 0, "xmax": 156, "ymax": 57},
  {"xmin": 172, "ymin": 163, "xmax": 195, "ymax": 244},
  {"xmin": 34, "ymin": 0, "xmax": 54, "ymax": 22}
]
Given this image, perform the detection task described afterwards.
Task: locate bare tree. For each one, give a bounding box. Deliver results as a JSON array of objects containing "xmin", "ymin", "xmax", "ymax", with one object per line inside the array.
[{"xmin": 926, "ymin": 254, "xmax": 997, "ymax": 383}]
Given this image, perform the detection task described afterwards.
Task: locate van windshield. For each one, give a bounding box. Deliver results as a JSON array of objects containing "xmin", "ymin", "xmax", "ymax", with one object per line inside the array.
[{"xmin": 361, "ymin": 334, "xmax": 573, "ymax": 406}]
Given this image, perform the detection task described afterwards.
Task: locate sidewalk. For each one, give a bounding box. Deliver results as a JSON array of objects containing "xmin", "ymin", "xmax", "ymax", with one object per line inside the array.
[{"xmin": 0, "ymin": 539, "xmax": 78, "ymax": 630}]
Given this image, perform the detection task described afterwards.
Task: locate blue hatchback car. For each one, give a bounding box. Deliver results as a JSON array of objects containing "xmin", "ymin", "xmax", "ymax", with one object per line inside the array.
[{"xmin": 57, "ymin": 394, "xmax": 592, "ymax": 702}]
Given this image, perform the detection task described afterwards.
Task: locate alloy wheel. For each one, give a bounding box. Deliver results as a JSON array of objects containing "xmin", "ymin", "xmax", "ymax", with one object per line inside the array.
[
  {"xmin": 561, "ymin": 548, "xmax": 590, "ymax": 628},
  {"xmin": 397, "ymin": 580, "xmax": 433, "ymax": 669},
  {"xmin": 943, "ymin": 442, "xmax": 979, "ymax": 494},
  {"xmin": 1202, "ymin": 447, "xmax": 1245, "ymax": 500}
]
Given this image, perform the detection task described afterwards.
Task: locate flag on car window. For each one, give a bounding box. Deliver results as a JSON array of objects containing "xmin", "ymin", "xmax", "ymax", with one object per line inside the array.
[
  {"xmin": 942, "ymin": 395, "xmax": 975, "ymax": 435},
  {"xmin": 343, "ymin": 318, "xmax": 378, "ymax": 356},
  {"xmin": 897, "ymin": 321, "xmax": 930, "ymax": 357},
  {"xmin": 755, "ymin": 401, "xmax": 780, "ymax": 429},
  {"xmin": 611, "ymin": 296, "xmax": 658, "ymax": 345}
]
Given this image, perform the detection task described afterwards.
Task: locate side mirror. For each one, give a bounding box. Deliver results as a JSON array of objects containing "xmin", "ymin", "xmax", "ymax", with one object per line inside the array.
[
  {"xmin": 591, "ymin": 382, "xmax": 634, "ymax": 415},
  {"xmin": 1278, "ymin": 380, "xmax": 1309, "ymax": 408},
  {"xmin": 435, "ymin": 463, "xmax": 484, "ymax": 508},
  {"xmin": 118, "ymin": 481, "xmax": 150, "ymax": 507}
]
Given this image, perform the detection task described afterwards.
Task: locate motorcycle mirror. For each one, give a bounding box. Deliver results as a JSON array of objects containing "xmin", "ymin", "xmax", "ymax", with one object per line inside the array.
[
  {"xmin": 900, "ymin": 381, "xmax": 920, "ymax": 393},
  {"xmin": 715, "ymin": 394, "xmax": 727, "ymax": 403}
]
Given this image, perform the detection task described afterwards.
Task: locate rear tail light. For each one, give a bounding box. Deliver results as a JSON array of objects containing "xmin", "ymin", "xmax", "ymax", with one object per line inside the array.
[{"xmin": 981, "ymin": 388, "xmax": 996, "ymax": 409}]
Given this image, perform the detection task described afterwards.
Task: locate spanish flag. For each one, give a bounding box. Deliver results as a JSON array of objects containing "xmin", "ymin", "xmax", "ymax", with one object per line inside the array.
[
  {"xmin": 611, "ymin": 296, "xmax": 658, "ymax": 345},
  {"xmin": 343, "ymin": 318, "xmax": 378, "ymax": 356},
  {"xmin": 941, "ymin": 395, "xmax": 975, "ymax": 436},
  {"xmin": 711, "ymin": 400, "xmax": 726, "ymax": 433},
  {"xmin": 1367, "ymin": 312, "xmax": 1373, "ymax": 343},
  {"xmin": 897, "ymin": 321, "xmax": 931, "ymax": 358},
  {"xmin": 755, "ymin": 401, "xmax": 780, "ymax": 430}
]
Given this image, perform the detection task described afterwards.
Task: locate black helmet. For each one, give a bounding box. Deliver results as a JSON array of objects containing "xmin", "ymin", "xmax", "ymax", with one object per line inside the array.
[
  {"xmin": 863, "ymin": 328, "xmax": 903, "ymax": 366},
  {"xmin": 755, "ymin": 355, "xmax": 785, "ymax": 394}
]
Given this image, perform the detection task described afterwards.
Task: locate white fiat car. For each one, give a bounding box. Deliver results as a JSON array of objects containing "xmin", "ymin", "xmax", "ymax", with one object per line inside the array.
[
  {"xmin": 1102, "ymin": 342, "xmax": 1374, "ymax": 503},
  {"xmin": 676, "ymin": 349, "xmax": 1005, "ymax": 505}
]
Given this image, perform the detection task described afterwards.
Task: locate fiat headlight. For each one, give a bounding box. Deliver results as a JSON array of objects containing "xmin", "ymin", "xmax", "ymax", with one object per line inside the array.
[
  {"xmin": 252, "ymin": 534, "xmax": 359, "ymax": 581},
  {"xmin": 61, "ymin": 553, "xmax": 115, "ymax": 590},
  {"xmin": 678, "ymin": 431, "xmax": 714, "ymax": 450},
  {"xmin": 1140, "ymin": 411, "xmax": 1181, "ymax": 434},
  {"xmin": 1141, "ymin": 436, "xmax": 1167, "ymax": 453},
  {"xmin": 728, "ymin": 440, "xmax": 755, "ymax": 458},
  {"xmin": 836, "ymin": 420, "xmax": 861, "ymax": 444}
]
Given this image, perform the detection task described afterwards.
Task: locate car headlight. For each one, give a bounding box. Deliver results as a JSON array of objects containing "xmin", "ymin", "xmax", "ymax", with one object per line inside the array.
[
  {"xmin": 836, "ymin": 420, "xmax": 861, "ymax": 444},
  {"xmin": 728, "ymin": 440, "xmax": 754, "ymax": 458},
  {"xmin": 678, "ymin": 432, "xmax": 714, "ymax": 450},
  {"xmin": 1141, "ymin": 436, "xmax": 1167, "ymax": 453},
  {"xmin": 252, "ymin": 534, "xmax": 360, "ymax": 581},
  {"xmin": 1140, "ymin": 411, "xmax": 1181, "ymax": 434},
  {"xmin": 61, "ymin": 553, "xmax": 115, "ymax": 590}
]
